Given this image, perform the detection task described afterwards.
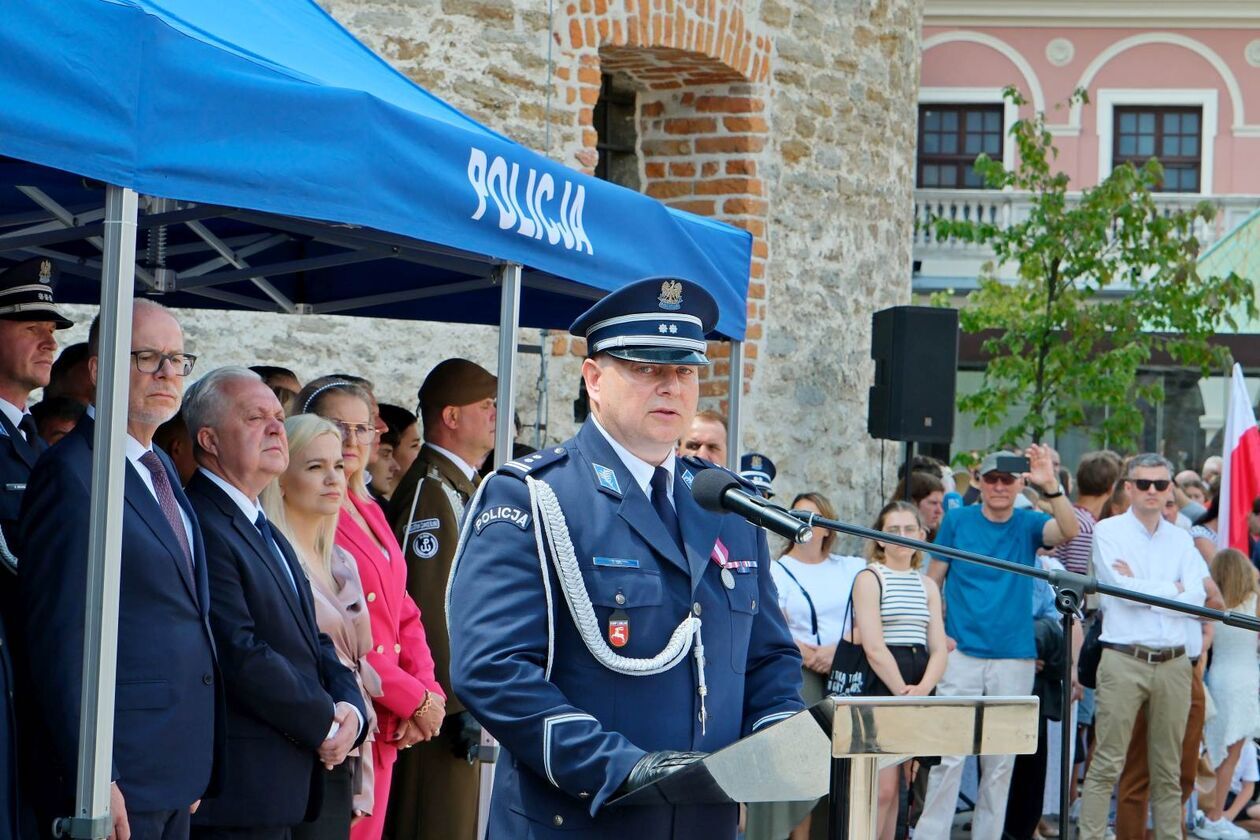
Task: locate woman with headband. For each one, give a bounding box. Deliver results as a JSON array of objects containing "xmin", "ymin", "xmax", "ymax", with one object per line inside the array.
[{"xmin": 296, "ymin": 377, "xmax": 445, "ymax": 840}]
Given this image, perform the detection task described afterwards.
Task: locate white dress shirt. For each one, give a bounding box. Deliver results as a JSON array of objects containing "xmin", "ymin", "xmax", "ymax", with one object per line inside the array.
[
  {"xmin": 0, "ymin": 396, "xmax": 31, "ymax": 444},
  {"xmin": 1093, "ymin": 508, "xmax": 1209, "ymax": 648},
  {"xmin": 126, "ymin": 435, "xmax": 195, "ymax": 552},
  {"xmin": 590, "ymin": 415, "xmax": 676, "ymax": 507},
  {"xmin": 427, "ymin": 442, "xmax": 479, "ymax": 485}
]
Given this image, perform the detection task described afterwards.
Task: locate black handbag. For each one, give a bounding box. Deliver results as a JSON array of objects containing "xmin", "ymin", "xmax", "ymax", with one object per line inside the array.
[
  {"xmin": 826, "ymin": 568, "xmax": 882, "ymax": 697},
  {"xmin": 1078, "ymin": 613, "xmax": 1103, "ymax": 689}
]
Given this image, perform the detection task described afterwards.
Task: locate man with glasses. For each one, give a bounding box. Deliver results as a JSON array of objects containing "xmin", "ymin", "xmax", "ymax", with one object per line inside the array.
[
  {"xmin": 915, "ymin": 446, "xmax": 1079, "ymax": 840},
  {"xmin": 1079, "ymin": 454, "xmax": 1213, "ymax": 840},
  {"xmin": 19, "ymin": 300, "xmax": 221, "ymax": 840}
]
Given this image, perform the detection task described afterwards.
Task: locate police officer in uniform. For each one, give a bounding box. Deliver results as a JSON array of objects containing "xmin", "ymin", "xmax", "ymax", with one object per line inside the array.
[
  {"xmin": 739, "ymin": 452, "xmax": 776, "ymax": 499},
  {"xmin": 386, "ymin": 358, "xmax": 497, "ymax": 840},
  {"xmin": 0, "ymin": 257, "xmax": 73, "ymax": 840},
  {"xmin": 447, "ymin": 278, "xmax": 804, "ymax": 839}
]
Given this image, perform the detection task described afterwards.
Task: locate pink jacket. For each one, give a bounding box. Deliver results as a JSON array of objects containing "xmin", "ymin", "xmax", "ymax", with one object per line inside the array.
[{"xmin": 335, "ymin": 492, "xmax": 444, "ymax": 742}]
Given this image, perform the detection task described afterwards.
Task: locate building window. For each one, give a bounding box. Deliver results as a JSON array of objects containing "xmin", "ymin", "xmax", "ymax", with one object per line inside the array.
[
  {"xmin": 593, "ymin": 73, "xmax": 639, "ymax": 191},
  {"xmin": 1112, "ymin": 106, "xmax": 1202, "ymax": 193},
  {"xmin": 917, "ymin": 104, "xmax": 1003, "ymax": 189}
]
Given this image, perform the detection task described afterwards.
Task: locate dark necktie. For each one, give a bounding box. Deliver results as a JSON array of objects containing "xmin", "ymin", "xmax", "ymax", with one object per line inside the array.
[
  {"xmin": 651, "ymin": 466, "xmax": 684, "ymax": 554},
  {"xmin": 17, "ymin": 413, "xmax": 42, "ymax": 451},
  {"xmin": 138, "ymin": 451, "xmax": 194, "ymax": 578},
  {"xmin": 254, "ymin": 511, "xmax": 299, "ymax": 594}
]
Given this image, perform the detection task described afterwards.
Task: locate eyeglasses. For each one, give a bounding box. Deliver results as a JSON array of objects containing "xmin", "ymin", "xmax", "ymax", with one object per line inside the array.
[
  {"xmin": 332, "ymin": 420, "xmax": 376, "ymax": 443},
  {"xmin": 981, "ymin": 473, "xmax": 1018, "ymax": 486},
  {"xmin": 1129, "ymin": 479, "xmax": 1171, "ymax": 492},
  {"xmin": 130, "ymin": 350, "xmax": 197, "ymax": 376}
]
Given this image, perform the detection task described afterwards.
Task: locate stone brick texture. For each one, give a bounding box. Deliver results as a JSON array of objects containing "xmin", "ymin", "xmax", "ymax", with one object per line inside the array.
[{"xmin": 76, "ymin": 0, "xmax": 922, "ymax": 537}]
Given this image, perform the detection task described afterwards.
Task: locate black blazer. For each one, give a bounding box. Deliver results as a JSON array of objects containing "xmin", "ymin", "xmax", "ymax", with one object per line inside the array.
[
  {"xmin": 18, "ymin": 416, "xmax": 223, "ymax": 814},
  {"xmin": 186, "ymin": 470, "xmax": 366, "ymax": 828}
]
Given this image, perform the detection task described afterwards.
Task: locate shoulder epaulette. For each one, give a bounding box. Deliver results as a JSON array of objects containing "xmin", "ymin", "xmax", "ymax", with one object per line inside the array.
[{"xmin": 496, "ymin": 446, "xmax": 569, "ymax": 480}]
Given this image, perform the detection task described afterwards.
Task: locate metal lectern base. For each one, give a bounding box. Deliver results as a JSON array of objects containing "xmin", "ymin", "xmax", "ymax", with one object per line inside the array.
[{"xmin": 609, "ymin": 694, "xmax": 1039, "ymax": 840}]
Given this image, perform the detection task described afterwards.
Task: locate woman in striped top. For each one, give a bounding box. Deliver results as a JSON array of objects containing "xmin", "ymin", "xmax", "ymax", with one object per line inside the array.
[{"xmin": 850, "ymin": 501, "xmax": 948, "ymax": 840}]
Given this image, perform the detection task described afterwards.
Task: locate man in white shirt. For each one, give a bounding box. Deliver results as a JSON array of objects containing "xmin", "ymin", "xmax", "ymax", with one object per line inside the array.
[{"xmin": 1078, "ymin": 453, "xmax": 1210, "ymax": 840}]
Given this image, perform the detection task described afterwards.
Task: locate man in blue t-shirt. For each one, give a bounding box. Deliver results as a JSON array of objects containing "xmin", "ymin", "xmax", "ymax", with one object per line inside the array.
[{"xmin": 914, "ymin": 445, "xmax": 1081, "ymax": 840}]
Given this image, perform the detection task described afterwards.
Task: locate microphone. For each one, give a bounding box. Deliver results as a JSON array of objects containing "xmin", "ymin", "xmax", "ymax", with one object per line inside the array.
[{"xmin": 691, "ymin": 469, "xmax": 813, "ymax": 544}]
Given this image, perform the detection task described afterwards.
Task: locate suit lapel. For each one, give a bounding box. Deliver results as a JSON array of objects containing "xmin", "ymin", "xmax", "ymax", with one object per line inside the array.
[
  {"xmin": 0, "ymin": 411, "xmax": 37, "ymax": 469},
  {"xmin": 425, "ymin": 445, "xmax": 477, "ymax": 498},
  {"xmin": 339, "ymin": 500, "xmax": 397, "ymax": 617},
  {"xmin": 575, "ymin": 421, "xmax": 691, "ymax": 576},
  {"xmin": 122, "ymin": 459, "xmax": 199, "ymax": 602},
  {"xmin": 674, "ymin": 468, "xmax": 722, "ymax": 591}
]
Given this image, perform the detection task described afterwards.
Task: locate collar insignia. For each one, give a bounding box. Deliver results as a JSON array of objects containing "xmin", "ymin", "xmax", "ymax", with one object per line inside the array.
[
  {"xmin": 682, "ymin": 469, "xmax": 694, "ymax": 489},
  {"xmin": 592, "ymin": 463, "xmax": 621, "ymax": 495}
]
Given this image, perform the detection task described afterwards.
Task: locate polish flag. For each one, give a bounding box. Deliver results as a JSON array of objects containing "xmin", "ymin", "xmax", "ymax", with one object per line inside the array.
[{"xmin": 1218, "ymin": 363, "xmax": 1260, "ymax": 552}]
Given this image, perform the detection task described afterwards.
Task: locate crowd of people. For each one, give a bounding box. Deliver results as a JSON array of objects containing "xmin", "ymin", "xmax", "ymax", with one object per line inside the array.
[{"xmin": 3, "ymin": 255, "xmax": 1260, "ymax": 840}]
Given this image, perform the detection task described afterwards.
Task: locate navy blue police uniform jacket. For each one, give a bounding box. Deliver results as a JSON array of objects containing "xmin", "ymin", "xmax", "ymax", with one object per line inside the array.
[
  {"xmin": 0, "ymin": 410, "xmax": 39, "ymax": 840},
  {"xmin": 448, "ymin": 419, "xmax": 804, "ymax": 839},
  {"xmin": 18, "ymin": 416, "xmax": 225, "ymax": 815}
]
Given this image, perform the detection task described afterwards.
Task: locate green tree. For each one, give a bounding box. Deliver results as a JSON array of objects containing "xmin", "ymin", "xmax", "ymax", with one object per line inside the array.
[{"xmin": 931, "ymin": 87, "xmax": 1255, "ymax": 449}]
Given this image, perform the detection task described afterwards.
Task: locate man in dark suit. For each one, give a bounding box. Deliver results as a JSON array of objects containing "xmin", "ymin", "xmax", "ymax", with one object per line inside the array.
[
  {"xmin": 19, "ymin": 300, "xmax": 221, "ymax": 840},
  {"xmin": 182, "ymin": 367, "xmax": 366, "ymax": 840},
  {"xmin": 0, "ymin": 257, "xmax": 74, "ymax": 840}
]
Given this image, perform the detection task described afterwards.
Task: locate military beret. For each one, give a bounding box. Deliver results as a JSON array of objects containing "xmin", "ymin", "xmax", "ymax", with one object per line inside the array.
[
  {"xmin": 0, "ymin": 258, "xmax": 73, "ymax": 329},
  {"xmin": 418, "ymin": 358, "xmax": 497, "ymax": 411},
  {"xmin": 569, "ymin": 277, "xmax": 718, "ymax": 366}
]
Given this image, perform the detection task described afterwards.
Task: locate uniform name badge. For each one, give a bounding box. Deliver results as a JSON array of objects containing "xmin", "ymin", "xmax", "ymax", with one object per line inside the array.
[{"xmin": 608, "ymin": 609, "xmax": 630, "ymax": 648}]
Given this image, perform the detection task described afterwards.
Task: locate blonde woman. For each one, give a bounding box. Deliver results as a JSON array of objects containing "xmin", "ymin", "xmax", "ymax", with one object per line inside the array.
[
  {"xmin": 1199, "ymin": 548, "xmax": 1260, "ymax": 840},
  {"xmin": 261, "ymin": 414, "xmax": 382, "ymax": 840},
  {"xmin": 297, "ymin": 378, "xmax": 445, "ymax": 840},
  {"xmin": 851, "ymin": 501, "xmax": 948, "ymax": 840}
]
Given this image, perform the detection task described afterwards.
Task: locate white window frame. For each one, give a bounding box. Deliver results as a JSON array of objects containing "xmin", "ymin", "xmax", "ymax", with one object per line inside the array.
[
  {"xmin": 918, "ymin": 87, "xmax": 1019, "ymax": 176},
  {"xmin": 1096, "ymin": 89, "xmax": 1217, "ymax": 196}
]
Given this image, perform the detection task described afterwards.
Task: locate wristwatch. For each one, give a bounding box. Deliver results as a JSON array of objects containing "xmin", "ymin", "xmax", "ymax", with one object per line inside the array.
[{"xmin": 1042, "ymin": 485, "xmax": 1064, "ymax": 499}]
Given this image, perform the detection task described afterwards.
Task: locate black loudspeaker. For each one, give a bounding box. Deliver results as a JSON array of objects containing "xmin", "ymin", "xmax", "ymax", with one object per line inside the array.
[{"xmin": 867, "ymin": 305, "xmax": 959, "ymax": 443}]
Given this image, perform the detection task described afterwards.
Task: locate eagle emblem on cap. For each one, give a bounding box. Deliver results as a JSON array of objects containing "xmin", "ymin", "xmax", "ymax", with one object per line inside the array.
[
  {"xmin": 751, "ymin": 454, "xmax": 763, "ymax": 470},
  {"xmin": 38, "ymin": 260, "xmax": 52, "ymax": 283},
  {"xmin": 658, "ymin": 280, "xmax": 683, "ymax": 311}
]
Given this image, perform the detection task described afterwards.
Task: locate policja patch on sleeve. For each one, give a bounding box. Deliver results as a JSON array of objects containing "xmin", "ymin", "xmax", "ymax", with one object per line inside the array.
[{"xmin": 473, "ymin": 505, "xmax": 531, "ymax": 534}]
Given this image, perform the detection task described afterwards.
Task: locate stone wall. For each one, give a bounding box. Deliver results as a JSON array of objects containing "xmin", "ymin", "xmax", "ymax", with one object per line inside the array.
[{"xmin": 69, "ymin": 0, "xmax": 924, "ymax": 534}]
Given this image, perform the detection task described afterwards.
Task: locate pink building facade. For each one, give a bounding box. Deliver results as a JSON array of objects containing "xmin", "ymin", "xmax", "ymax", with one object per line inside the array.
[{"xmin": 914, "ymin": 2, "xmax": 1260, "ymax": 469}]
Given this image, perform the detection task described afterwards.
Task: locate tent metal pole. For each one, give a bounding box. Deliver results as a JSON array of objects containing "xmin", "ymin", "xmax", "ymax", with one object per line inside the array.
[
  {"xmin": 726, "ymin": 340, "xmax": 744, "ymax": 464},
  {"xmin": 475, "ymin": 262, "xmax": 522, "ymax": 840},
  {"xmin": 59, "ymin": 185, "xmax": 138, "ymax": 840},
  {"xmin": 493, "ymin": 263, "xmax": 522, "ymax": 466}
]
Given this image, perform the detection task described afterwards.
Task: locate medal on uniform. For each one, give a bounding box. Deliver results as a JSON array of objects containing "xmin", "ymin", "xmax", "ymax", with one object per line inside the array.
[
  {"xmin": 721, "ymin": 567, "xmax": 735, "ymax": 589},
  {"xmin": 608, "ymin": 609, "xmax": 630, "ymax": 648}
]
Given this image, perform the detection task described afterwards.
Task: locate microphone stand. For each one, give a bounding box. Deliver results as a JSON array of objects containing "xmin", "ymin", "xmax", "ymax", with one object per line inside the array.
[{"xmin": 789, "ymin": 509, "xmax": 1260, "ymax": 840}]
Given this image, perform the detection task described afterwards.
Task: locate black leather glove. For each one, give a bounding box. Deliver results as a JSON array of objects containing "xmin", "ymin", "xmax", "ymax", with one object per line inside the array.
[
  {"xmin": 442, "ymin": 710, "xmax": 483, "ymax": 763},
  {"xmin": 618, "ymin": 750, "xmax": 707, "ymax": 794}
]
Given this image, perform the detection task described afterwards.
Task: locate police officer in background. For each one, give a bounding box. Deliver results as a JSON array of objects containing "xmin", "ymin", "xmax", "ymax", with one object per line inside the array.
[
  {"xmin": 386, "ymin": 358, "xmax": 497, "ymax": 840},
  {"xmin": 447, "ymin": 278, "xmax": 803, "ymax": 838},
  {"xmin": 739, "ymin": 452, "xmax": 776, "ymax": 499},
  {"xmin": 0, "ymin": 258, "xmax": 73, "ymax": 840}
]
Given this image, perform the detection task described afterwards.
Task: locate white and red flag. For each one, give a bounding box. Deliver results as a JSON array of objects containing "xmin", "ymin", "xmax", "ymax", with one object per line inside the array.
[{"xmin": 1218, "ymin": 363, "xmax": 1260, "ymax": 552}]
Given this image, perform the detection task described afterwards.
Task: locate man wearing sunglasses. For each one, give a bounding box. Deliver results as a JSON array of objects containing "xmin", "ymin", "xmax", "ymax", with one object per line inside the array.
[
  {"xmin": 1079, "ymin": 454, "xmax": 1214, "ymax": 840},
  {"xmin": 916, "ymin": 445, "xmax": 1080, "ymax": 840}
]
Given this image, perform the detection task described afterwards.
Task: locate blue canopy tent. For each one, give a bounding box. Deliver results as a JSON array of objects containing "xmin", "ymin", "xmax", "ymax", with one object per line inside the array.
[{"xmin": 0, "ymin": 1, "xmax": 753, "ymax": 835}]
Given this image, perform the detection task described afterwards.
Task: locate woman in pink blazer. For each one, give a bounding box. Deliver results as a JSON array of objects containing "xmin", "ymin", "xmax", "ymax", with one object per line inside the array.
[{"xmin": 299, "ymin": 378, "xmax": 446, "ymax": 840}]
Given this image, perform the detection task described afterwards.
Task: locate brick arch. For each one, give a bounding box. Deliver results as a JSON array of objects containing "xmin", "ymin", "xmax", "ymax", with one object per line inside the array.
[{"xmin": 558, "ymin": 0, "xmax": 771, "ymax": 408}]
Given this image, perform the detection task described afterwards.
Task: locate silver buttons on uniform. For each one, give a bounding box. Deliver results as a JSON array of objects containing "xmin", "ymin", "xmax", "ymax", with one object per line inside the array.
[
  {"xmin": 693, "ymin": 602, "xmax": 702, "ymax": 616},
  {"xmin": 552, "ymin": 815, "xmax": 564, "ymax": 826},
  {"xmin": 614, "ymin": 591, "xmax": 626, "ymax": 606}
]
